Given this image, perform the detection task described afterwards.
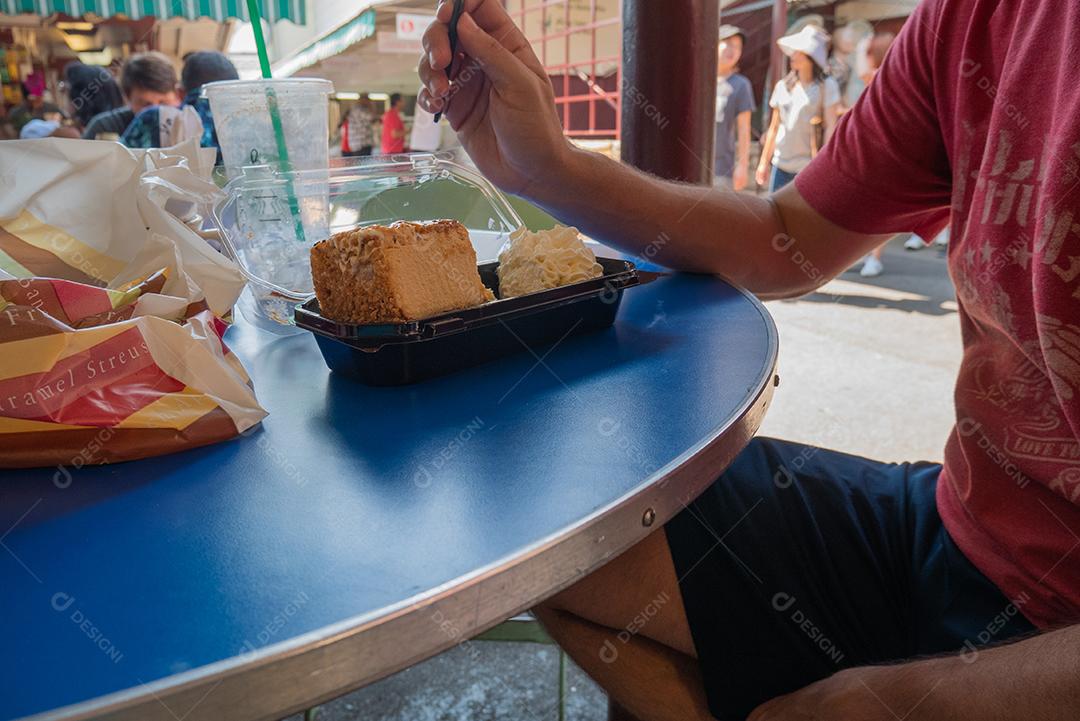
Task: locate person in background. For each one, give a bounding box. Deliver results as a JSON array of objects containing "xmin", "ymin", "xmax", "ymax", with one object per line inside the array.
[
  {"xmin": 409, "ymin": 103, "xmax": 442, "ymax": 153},
  {"xmin": 381, "ymin": 93, "xmax": 407, "ymax": 154},
  {"xmin": 0, "ymin": 105, "xmax": 17, "ymax": 140},
  {"xmin": 830, "ymin": 22, "xmax": 873, "ymax": 113},
  {"xmin": 9, "ymin": 73, "xmax": 61, "ymax": 134},
  {"xmin": 855, "ymin": 32, "xmax": 901, "ymax": 276},
  {"xmin": 121, "ymin": 51, "xmax": 238, "ymax": 160},
  {"xmin": 61, "ymin": 62, "xmax": 124, "ymax": 134},
  {"xmin": 338, "ymin": 113, "xmax": 350, "ymax": 156},
  {"xmin": 344, "ymin": 97, "xmax": 376, "ymax": 157},
  {"xmin": 755, "ymin": 26, "xmax": 840, "ymax": 192},
  {"xmin": 82, "ymin": 52, "xmax": 179, "ymax": 140},
  {"xmin": 828, "ymin": 25, "xmax": 856, "ymax": 110},
  {"xmin": 714, "ymin": 25, "xmax": 755, "ymax": 191},
  {"xmin": 18, "ymin": 118, "xmax": 60, "ymax": 139}
]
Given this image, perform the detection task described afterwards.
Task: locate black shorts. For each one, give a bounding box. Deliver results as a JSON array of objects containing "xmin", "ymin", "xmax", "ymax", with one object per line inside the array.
[{"xmin": 665, "ymin": 438, "xmax": 1036, "ymax": 721}]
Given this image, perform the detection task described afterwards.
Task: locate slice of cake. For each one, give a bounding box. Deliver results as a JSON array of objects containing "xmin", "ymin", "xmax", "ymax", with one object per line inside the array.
[{"xmin": 310, "ymin": 220, "xmax": 495, "ymax": 324}]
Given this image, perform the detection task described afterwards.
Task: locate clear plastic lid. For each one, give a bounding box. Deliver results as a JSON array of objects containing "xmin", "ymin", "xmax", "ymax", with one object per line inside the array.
[
  {"xmin": 211, "ymin": 153, "xmax": 526, "ymax": 309},
  {"xmin": 201, "ymin": 78, "xmax": 335, "ymax": 100}
]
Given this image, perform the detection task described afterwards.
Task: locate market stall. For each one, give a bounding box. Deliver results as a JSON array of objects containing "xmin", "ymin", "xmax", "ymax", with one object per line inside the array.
[
  {"xmin": 272, "ymin": 0, "xmax": 432, "ymax": 94},
  {"xmin": 0, "ymin": 0, "xmax": 304, "ymax": 115}
]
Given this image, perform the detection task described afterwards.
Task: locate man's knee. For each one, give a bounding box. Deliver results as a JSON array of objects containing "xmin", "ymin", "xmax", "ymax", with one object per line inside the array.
[
  {"xmin": 536, "ymin": 530, "xmax": 678, "ymax": 624},
  {"xmin": 535, "ymin": 569, "xmax": 603, "ymax": 620}
]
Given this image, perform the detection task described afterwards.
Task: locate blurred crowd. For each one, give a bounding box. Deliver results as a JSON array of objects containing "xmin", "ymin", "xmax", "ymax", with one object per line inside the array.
[
  {"xmin": 337, "ymin": 91, "xmax": 445, "ymax": 158},
  {"xmin": 712, "ymin": 20, "xmax": 928, "ymax": 276},
  {"xmin": 339, "ymin": 92, "xmax": 408, "ymax": 158},
  {"xmin": 0, "ymin": 50, "xmax": 238, "ymax": 157}
]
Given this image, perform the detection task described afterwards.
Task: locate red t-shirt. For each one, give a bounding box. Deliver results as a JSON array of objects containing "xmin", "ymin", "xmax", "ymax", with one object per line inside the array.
[
  {"xmin": 381, "ymin": 108, "xmax": 405, "ymax": 154},
  {"xmin": 798, "ymin": 0, "xmax": 1080, "ymax": 629}
]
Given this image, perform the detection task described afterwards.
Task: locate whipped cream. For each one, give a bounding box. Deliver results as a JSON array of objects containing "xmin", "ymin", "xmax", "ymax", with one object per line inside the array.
[{"xmin": 496, "ymin": 225, "xmax": 603, "ymax": 298}]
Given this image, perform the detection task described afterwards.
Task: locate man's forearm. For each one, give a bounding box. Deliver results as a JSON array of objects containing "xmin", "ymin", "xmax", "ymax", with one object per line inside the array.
[
  {"xmin": 934, "ymin": 624, "xmax": 1080, "ymax": 720},
  {"xmin": 737, "ymin": 143, "xmax": 751, "ymax": 174},
  {"xmin": 736, "ymin": 115, "xmax": 751, "ymax": 172},
  {"xmin": 522, "ymin": 145, "xmax": 881, "ymax": 299}
]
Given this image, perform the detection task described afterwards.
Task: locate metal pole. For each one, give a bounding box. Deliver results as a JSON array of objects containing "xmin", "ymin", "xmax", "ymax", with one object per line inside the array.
[{"xmin": 620, "ymin": 0, "xmax": 720, "ymax": 184}]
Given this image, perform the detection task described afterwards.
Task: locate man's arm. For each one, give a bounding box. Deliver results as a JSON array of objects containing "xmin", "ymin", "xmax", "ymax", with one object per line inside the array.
[
  {"xmin": 733, "ymin": 110, "xmax": 752, "ymax": 191},
  {"xmin": 750, "ymin": 624, "xmax": 1080, "ymax": 720},
  {"xmin": 755, "ymin": 110, "xmax": 780, "ymax": 189},
  {"xmin": 528, "ymin": 146, "xmax": 882, "ymax": 300},
  {"xmin": 418, "ymin": 0, "xmax": 887, "ymax": 300}
]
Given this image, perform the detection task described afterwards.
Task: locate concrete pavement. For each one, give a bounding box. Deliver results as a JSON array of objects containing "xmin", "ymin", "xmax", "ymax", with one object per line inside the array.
[{"xmin": 760, "ymin": 234, "xmax": 958, "ymax": 462}]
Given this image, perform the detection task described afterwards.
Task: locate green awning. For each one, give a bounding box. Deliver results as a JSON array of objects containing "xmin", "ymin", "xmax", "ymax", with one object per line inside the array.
[
  {"xmin": 1, "ymin": 0, "xmax": 304, "ymax": 24},
  {"xmin": 272, "ymin": 7, "xmax": 373, "ymax": 77}
]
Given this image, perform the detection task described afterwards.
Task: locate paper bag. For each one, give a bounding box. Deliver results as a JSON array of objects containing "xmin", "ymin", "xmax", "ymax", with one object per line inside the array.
[{"xmin": 0, "ymin": 138, "xmax": 266, "ymax": 468}]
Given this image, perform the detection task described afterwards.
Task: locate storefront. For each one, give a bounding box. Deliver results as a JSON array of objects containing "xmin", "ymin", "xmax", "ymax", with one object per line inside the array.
[
  {"xmin": 272, "ymin": 0, "xmax": 433, "ymax": 94},
  {"xmin": 0, "ymin": 0, "xmax": 304, "ymax": 112}
]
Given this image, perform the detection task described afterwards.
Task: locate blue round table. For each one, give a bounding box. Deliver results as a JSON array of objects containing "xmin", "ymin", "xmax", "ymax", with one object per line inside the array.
[{"xmin": 0, "ymin": 270, "xmax": 777, "ymax": 721}]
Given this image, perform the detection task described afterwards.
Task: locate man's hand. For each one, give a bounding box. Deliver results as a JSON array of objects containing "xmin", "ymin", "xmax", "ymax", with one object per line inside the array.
[
  {"xmin": 755, "ymin": 162, "xmax": 770, "ymax": 189},
  {"xmin": 733, "ymin": 164, "xmax": 749, "ymax": 191},
  {"xmin": 418, "ymin": 0, "xmax": 571, "ymax": 196},
  {"xmin": 748, "ymin": 661, "xmax": 949, "ymax": 721}
]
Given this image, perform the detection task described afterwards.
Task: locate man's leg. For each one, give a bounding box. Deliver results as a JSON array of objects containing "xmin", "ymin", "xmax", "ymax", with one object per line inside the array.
[
  {"xmin": 534, "ymin": 438, "xmax": 929, "ymax": 721},
  {"xmin": 536, "ymin": 608, "xmax": 711, "ymax": 721},
  {"xmin": 534, "ymin": 530, "xmax": 713, "ymax": 721},
  {"xmin": 535, "ymin": 437, "xmax": 1040, "ymax": 721}
]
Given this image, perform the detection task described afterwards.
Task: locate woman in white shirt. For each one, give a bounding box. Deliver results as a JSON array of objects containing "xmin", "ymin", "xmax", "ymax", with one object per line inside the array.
[{"xmin": 755, "ymin": 26, "xmax": 841, "ymax": 192}]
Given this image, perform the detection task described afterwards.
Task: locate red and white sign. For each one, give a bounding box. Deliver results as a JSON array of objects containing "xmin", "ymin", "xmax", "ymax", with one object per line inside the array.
[
  {"xmin": 396, "ymin": 12, "xmax": 434, "ymax": 40},
  {"xmin": 378, "ymin": 31, "xmax": 423, "ymax": 55}
]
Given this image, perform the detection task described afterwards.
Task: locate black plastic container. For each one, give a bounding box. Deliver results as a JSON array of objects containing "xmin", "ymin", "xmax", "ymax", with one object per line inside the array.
[{"xmin": 295, "ymin": 257, "xmax": 640, "ymax": 386}]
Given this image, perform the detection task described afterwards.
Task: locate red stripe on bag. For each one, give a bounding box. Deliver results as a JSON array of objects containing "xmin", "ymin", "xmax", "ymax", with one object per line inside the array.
[
  {"xmin": 0, "ymin": 326, "xmax": 182, "ymax": 425},
  {"xmin": 38, "ymin": 362, "xmax": 186, "ymax": 426},
  {"xmin": 50, "ymin": 278, "xmax": 113, "ymax": 324}
]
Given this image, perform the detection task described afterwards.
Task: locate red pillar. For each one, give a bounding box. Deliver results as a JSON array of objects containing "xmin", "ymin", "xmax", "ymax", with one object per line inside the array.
[{"xmin": 620, "ymin": 0, "xmax": 720, "ymax": 184}]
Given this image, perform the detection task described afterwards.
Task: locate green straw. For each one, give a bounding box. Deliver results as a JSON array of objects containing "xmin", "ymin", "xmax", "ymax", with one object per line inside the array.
[{"xmin": 246, "ymin": 0, "xmax": 307, "ymax": 244}]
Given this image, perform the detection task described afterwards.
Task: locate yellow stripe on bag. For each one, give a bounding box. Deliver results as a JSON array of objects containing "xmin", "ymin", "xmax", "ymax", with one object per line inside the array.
[
  {"xmin": 2, "ymin": 210, "xmax": 126, "ymax": 283},
  {"xmin": 0, "ymin": 417, "xmax": 91, "ymax": 433},
  {"xmin": 115, "ymin": 387, "xmax": 220, "ymax": 430},
  {"xmin": 0, "ymin": 323, "xmax": 133, "ymax": 382},
  {"xmin": 106, "ymin": 286, "xmax": 143, "ymax": 310},
  {"xmin": 0, "ymin": 247, "xmax": 32, "ymax": 277}
]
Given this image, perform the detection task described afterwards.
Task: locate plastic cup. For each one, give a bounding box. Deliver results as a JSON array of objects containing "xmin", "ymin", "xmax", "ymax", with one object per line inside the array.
[
  {"xmin": 202, "ymin": 78, "xmax": 334, "ymax": 175},
  {"xmin": 204, "ymin": 79, "xmax": 334, "ymax": 334}
]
